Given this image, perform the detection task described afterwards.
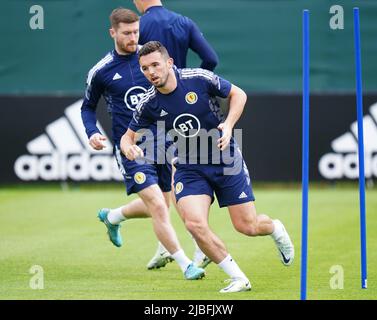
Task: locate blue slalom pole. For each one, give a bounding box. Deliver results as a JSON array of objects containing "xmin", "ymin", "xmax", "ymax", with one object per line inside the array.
[
  {"xmin": 353, "ymin": 7, "xmax": 368, "ymax": 289},
  {"xmin": 301, "ymin": 9, "xmax": 310, "ymax": 301}
]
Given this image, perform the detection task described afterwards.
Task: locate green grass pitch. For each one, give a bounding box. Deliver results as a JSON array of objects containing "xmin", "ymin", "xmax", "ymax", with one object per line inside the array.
[{"xmin": 0, "ymin": 184, "xmax": 376, "ymax": 300}]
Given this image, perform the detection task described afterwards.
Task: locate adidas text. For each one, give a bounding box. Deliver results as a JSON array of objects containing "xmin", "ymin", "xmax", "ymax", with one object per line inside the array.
[
  {"xmin": 13, "ymin": 99, "xmax": 124, "ymax": 182},
  {"xmin": 14, "ymin": 152, "xmax": 123, "ymax": 181},
  {"xmin": 319, "ymin": 152, "xmax": 377, "ymax": 179}
]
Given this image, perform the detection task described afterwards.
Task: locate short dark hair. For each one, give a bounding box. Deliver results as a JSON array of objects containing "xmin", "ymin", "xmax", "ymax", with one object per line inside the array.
[
  {"xmin": 110, "ymin": 8, "xmax": 139, "ymax": 29},
  {"xmin": 138, "ymin": 41, "xmax": 170, "ymax": 60}
]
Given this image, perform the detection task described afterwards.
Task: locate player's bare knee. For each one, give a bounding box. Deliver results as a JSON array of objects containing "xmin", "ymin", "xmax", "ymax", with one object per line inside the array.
[
  {"xmin": 247, "ymin": 226, "xmax": 260, "ymax": 236},
  {"xmin": 147, "ymin": 197, "xmax": 168, "ymax": 219},
  {"xmin": 185, "ymin": 220, "xmax": 207, "ymax": 239},
  {"xmin": 258, "ymin": 213, "xmax": 271, "ymax": 222},
  {"xmin": 234, "ymin": 221, "xmax": 259, "ymax": 236}
]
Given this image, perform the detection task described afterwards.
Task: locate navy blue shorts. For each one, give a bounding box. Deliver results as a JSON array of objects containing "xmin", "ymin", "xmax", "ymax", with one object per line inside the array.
[
  {"xmin": 173, "ymin": 160, "xmax": 255, "ymax": 208},
  {"xmin": 114, "ymin": 146, "xmax": 172, "ymax": 195}
]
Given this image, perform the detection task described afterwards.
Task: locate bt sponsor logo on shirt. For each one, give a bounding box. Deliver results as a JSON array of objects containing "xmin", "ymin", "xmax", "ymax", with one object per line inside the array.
[{"xmin": 124, "ymin": 86, "xmax": 147, "ymax": 111}]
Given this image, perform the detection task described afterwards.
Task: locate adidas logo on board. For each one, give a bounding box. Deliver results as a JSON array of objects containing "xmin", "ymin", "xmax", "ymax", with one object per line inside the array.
[
  {"xmin": 14, "ymin": 100, "xmax": 123, "ymax": 181},
  {"xmin": 318, "ymin": 102, "xmax": 377, "ymax": 179}
]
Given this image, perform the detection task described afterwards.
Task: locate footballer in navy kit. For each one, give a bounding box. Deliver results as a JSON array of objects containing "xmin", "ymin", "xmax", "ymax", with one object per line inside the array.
[
  {"xmin": 122, "ymin": 41, "xmax": 295, "ymax": 293},
  {"xmin": 81, "ymin": 22, "xmax": 162, "ymax": 198},
  {"xmin": 81, "ymin": 9, "xmax": 206, "ymax": 281},
  {"xmin": 133, "ymin": 0, "xmax": 219, "ymax": 71},
  {"xmin": 130, "ymin": 65, "xmax": 254, "ymax": 207},
  {"xmin": 133, "ymin": 0, "xmax": 218, "ymax": 269},
  {"xmin": 81, "ymin": 35, "xmax": 166, "ymax": 197}
]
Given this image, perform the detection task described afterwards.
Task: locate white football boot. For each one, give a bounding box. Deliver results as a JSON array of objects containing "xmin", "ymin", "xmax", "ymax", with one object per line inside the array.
[
  {"xmin": 220, "ymin": 278, "xmax": 252, "ymax": 293},
  {"xmin": 147, "ymin": 248, "xmax": 173, "ymax": 270},
  {"xmin": 193, "ymin": 249, "xmax": 212, "ymax": 269},
  {"xmin": 272, "ymin": 219, "xmax": 294, "ymax": 266}
]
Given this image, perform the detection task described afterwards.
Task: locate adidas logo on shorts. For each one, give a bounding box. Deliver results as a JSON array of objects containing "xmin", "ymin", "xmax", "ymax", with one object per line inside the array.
[{"xmin": 238, "ymin": 192, "xmax": 248, "ymax": 199}]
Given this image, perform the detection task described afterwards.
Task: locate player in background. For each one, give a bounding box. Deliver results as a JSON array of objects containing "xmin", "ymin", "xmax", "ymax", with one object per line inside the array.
[
  {"xmin": 133, "ymin": 0, "xmax": 218, "ymax": 268},
  {"xmin": 121, "ymin": 42, "xmax": 294, "ymax": 293},
  {"xmin": 81, "ymin": 9, "xmax": 205, "ymax": 280},
  {"xmin": 133, "ymin": 0, "xmax": 218, "ymax": 71}
]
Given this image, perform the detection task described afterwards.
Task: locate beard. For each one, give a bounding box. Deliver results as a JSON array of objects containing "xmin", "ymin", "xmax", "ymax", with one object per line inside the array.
[
  {"xmin": 117, "ymin": 40, "xmax": 137, "ymax": 54},
  {"xmin": 154, "ymin": 72, "xmax": 169, "ymax": 88}
]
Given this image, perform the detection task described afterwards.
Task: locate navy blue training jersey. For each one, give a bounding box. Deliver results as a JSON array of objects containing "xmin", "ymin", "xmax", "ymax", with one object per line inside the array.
[
  {"xmin": 81, "ymin": 48, "xmax": 151, "ymax": 146},
  {"xmin": 129, "ymin": 68, "xmax": 238, "ymax": 165},
  {"xmin": 139, "ymin": 6, "xmax": 218, "ymax": 71}
]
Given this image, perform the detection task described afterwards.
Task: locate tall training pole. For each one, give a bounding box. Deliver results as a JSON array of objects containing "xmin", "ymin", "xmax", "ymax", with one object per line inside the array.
[
  {"xmin": 301, "ymin": 9, "xmax": 310, "ymax": 301},
  {"xmin": 353, "ymin": 7, "xmax": 368, "ymax": 289}
]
